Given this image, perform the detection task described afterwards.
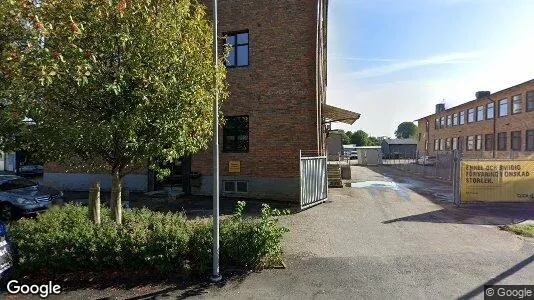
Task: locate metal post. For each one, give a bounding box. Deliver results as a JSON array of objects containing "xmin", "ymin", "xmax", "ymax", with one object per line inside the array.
[
  {"xmin": 452, "ymin": 150, "xmax": 460, "ymax": 206},
  {"xmin": 211, "ymin": 0, "xmax": 222, "ymax": 283}
]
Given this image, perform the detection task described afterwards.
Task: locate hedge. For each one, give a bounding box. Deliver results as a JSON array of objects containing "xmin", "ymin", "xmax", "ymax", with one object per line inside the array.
[{"xmin": 8, "ymin": 202, "xmax": 289, "ymax": 276}]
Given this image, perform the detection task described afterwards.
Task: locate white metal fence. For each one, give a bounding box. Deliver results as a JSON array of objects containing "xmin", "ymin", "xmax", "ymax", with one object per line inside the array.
[{"xmin": 300, "ymin": 151, "xmax": 328, "ymax": 210}]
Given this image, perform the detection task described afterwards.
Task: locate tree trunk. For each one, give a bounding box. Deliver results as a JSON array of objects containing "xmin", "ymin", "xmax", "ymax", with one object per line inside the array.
[
  {"xmin": 88, "ymin": 182, "xmax": 101, "ymax": 225},
  {"xmin": 111, "ymin": 170, "xmax": 122, "ymax": 225}
]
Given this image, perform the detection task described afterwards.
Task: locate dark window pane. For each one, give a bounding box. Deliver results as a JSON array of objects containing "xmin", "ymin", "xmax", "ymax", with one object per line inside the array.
[
  {"xmin": 512, "ymin": 131, "xmax": 522, "ymax": 151},
  {"xmin": 224, "ymin": 181, "xmax": 235, "ymax": 192},
  {"xmin": 527, "ymin": 130, "xmax": 534, "ymax": 151},
  {"xmin": 236, "ymin": 32, "xmax": 248, "ymax": 44},
  {"xmin": 485, "ymin": 134, "xmax": 494, "ymax": 151},
  {"xmin": 527, "ymin": 91, "xmax": 534, "ymax": 112},
  {"xmin": 236, "ymin": 45, "xmax": 248, "ymax": 66},
  {"xmin": 0, "ymin": 178, "xmax": 37, "ymax": 191},
  {"xmin": 223, "ymin": 116, "xmax": 249, "ymax": 153},
  {"xmin": 498, "ymin": 132, "xmax": 507, "ymax": 151},
  {"xmin": 226, "ymin": 35, "xmax": 236, "ymax": 45},
  {"xmin": 236, "ymin": 181, "xmax": 248, "ymax": 193}
]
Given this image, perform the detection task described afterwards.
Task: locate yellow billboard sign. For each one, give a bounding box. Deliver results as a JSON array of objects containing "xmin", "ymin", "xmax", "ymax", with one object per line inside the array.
[{"xmin": 460, "ymin": 160, "xmax": 534, "ymax": 202}]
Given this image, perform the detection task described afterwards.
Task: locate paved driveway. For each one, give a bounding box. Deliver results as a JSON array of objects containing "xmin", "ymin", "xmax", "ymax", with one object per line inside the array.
[{"xmin": 184, "ymin": 166, "xmax": 534, "ymax": 299}]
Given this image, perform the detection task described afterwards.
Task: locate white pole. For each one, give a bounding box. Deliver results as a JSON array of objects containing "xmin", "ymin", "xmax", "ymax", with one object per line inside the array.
[{"xmin": 211, "ymin": 0, "xmax": 222, "ymax": 283}]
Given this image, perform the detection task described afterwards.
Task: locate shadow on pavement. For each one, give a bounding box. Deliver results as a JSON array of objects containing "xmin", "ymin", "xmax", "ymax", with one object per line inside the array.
[
  {"xmin": 14, "ymin": 269, "xmax": 250, "ymax": 299},
  {"xmin": 382, "ymin": 203, "xmax": 534, "ymax": 225},
  {"xmin": 361, "ymin": 166, "xmax": 534, "ymax": 226},
  {"xmin": 459, "ymin": 255, "xmax": 534, "ymax": 299},
  {"xmin": 122, "ymin": 272, "xmax": 249, "ymax": 300}
]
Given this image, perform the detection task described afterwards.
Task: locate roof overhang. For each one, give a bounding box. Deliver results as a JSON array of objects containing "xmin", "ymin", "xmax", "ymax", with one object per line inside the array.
[{"xmin": 322, "ymin": 103, "xmax": 361, "ymax": 125}]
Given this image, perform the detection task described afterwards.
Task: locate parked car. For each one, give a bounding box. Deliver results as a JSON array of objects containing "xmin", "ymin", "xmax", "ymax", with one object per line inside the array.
[
  {"xmin": 417, "ymin": 156, "xmax": 437, "ymax": 166},
  {"xmin": 0, "ymin": 175, "xmax": 64, "ymax": 221},
  {"xmin": 17, "ymin": 164, "xmax": 44, "ymax": 177},
  {"xmin": 350, "ymin": 151, "xmax": 358, "ymax": 159}
]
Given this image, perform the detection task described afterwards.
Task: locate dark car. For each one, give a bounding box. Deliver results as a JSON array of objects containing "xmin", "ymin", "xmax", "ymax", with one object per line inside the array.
[
  {"xmin": 17, "ymin": 164, "xmax": 44, "ymax": 177},
  {"xmin": 0, "ymin": 175, "xmax": 64, "ymax": 220}
]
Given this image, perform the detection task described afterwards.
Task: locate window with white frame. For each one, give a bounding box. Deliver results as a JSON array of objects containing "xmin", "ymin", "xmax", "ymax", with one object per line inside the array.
[
  {"xmin": 476, "ymin": 106, "xmax": 484, "ymax": 121},
  {"xmin": 467, "ymin": 108, "xmax": 475, "ymax": 123},
  {"xmin": 499, "ymin": 99, "xmax": 509, "ymax": 117},
  {"xmin": 486, "ymin": 102, "xmax": 494, "ymax": 119},
  {"xmin": 512, "ymin": 95, "xmax": 522, "ymax": 114}
]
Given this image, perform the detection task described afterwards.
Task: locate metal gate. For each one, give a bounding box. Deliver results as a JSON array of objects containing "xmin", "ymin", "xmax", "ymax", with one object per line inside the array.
[{"xmin": 300, "ymin": 152, "xmax": 328, "ymax": 210}]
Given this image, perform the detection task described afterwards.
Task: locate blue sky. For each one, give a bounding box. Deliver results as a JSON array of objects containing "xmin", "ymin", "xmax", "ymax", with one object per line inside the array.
[{"xmin": 328, "ymin": 0, "xmax": 534, "ymax": 137}]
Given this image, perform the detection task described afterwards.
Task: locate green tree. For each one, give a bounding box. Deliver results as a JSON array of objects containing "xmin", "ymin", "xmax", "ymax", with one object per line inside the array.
[
  {"xmin": 341, "ymin": 131, "xmax": 351, "ymax": 145},
  {"xmin": 351, "ymin": 130, "xmax": 368, "ymax": 146},
  {"xmin": 394, "ymin": 122, "xmax": 417, "ymax": 139},
  {"xmin": 367, "ymin": 136, "xmax": 380, "ymax": 146},
  {"xmin": 0, "ymin": 0, "xmax": 227, "ymax": 224}
]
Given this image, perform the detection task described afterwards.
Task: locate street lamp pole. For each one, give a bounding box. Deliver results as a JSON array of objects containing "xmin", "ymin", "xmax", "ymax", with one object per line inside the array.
[{"xmin": 211, "ymin": 0, "xmax": 222, "ymax": 283}]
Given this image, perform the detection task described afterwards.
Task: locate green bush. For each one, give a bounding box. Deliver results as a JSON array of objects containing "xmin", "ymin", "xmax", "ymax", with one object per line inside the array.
[
  {"xmin": 220, "ymin": 202, "xmax": 289, "ymax": 269},
  {"xmin": 8, "ymin": 202, "xmax": 289, "ymax": 276},
  {"xmin": 9, "ymin": 205, "xmax": 189, "ymax": 273}
]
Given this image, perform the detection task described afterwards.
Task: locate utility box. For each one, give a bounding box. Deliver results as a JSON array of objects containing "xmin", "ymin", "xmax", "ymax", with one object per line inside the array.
[
  {"xmin": 341, "ymin": 165, "xmax": 351, "ymax": 180},
  {"xmin": 358, "ymin": 148, "xmax": 382, "ymax": 166}
]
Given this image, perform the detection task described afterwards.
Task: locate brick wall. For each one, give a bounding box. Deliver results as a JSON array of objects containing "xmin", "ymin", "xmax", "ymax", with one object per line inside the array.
[
  {"xmin": 193, "ymin": 0, "xmax": 321, "ymax": 179},
  {"xmin": 418, "ymin": 79, "xmax": 534, "ymax": 159}
]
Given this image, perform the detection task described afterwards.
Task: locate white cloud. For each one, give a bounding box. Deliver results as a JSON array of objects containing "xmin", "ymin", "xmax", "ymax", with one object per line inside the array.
[
  {"xmin": 330, "ymin": 56, "xmax": 399, "ymax": 62},
  {"xmin": 327, "ymin": 45, "xmax": 534, "ymax": 137},
  {"xmin": 347, "ymin": 52, "xmax": 480, "ymax": 80}
]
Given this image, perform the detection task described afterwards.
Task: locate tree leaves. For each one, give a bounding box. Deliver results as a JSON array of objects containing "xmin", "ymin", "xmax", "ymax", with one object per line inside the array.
[{"xmin": 0, "ymin": 0, "xmax": 228, "ymax": 177}]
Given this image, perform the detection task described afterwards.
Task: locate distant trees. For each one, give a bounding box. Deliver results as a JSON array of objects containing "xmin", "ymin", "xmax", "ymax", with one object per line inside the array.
[
  {"xmin": 367, "ymin": 136, "xmax": 380, "ymax": 146},
  {"xmin": 341, "ymin": 130, "xmax": 381, "ymax": 146},
  {"xmin": 351, "ymin": 130, "xmax": 368, "ymax": 146},
  {"xmin": 341, "ymin": 131, "xmax": 351, "ymax": 145},
  {"xmin": 395, "ymin": 122, "xmax": 417, "ymax": 139}
]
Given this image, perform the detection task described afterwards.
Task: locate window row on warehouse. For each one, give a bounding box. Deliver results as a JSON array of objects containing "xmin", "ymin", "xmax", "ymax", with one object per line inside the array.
[
  {"xmin": 433, "ymin": 130, "xmax": 534, "ymax": 152},
  {"xmin": 434, "ymin": 91, "xmax": 534, "ymax": 129}
]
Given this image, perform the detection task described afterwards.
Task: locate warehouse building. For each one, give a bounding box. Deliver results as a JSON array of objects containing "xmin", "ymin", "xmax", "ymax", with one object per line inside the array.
[
  {"xmin": 416, "ymin": 79, "xmax": 534, "ymax": 159},
  {"xmin": 381, "ymin": 139, "xmax": 417, "ymax": 159}
]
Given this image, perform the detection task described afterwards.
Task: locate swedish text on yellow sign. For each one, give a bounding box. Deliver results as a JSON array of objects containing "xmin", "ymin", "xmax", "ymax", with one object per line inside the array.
[{"xmin": 460, "ymin": 160, "xmax": 534, "ymax": 202}]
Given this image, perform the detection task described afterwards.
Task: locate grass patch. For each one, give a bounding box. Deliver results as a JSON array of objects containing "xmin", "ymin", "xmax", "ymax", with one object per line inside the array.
[{"xmin": 501, "ymin": 224, "xmax": 534, "ymax": 237}]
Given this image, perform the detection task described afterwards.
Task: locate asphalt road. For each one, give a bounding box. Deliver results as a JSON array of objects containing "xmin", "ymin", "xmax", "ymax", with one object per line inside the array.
[
  {"xmin": 182, "ymin": 165, "xmax": 534, "ymax": 299},
  {"xmin": 22, "ymin": 165, "xmax": 534, "ymax": 299}
]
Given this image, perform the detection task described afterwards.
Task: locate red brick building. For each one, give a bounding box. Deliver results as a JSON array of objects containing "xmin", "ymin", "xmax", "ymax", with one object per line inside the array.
[
  {"xmin": 417, "ymin": 79, "xmax": 534, "ymax": 159},
  {"xmin": 43, "ymin": 0, "xmax": 358, "ymax": 200},
  {"xmin": 191, "ymin": 0, "xmax": 358, "ymax": 200}
]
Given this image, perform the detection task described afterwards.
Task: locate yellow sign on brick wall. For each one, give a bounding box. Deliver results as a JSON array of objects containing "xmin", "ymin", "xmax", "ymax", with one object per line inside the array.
[
  {"xmin": 460, "ymin": 160, "xmax": 534, "ymax": 202},
  {"xmin": 228, "ymin": 161, "xmax": 241, "ymax": 173}
]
